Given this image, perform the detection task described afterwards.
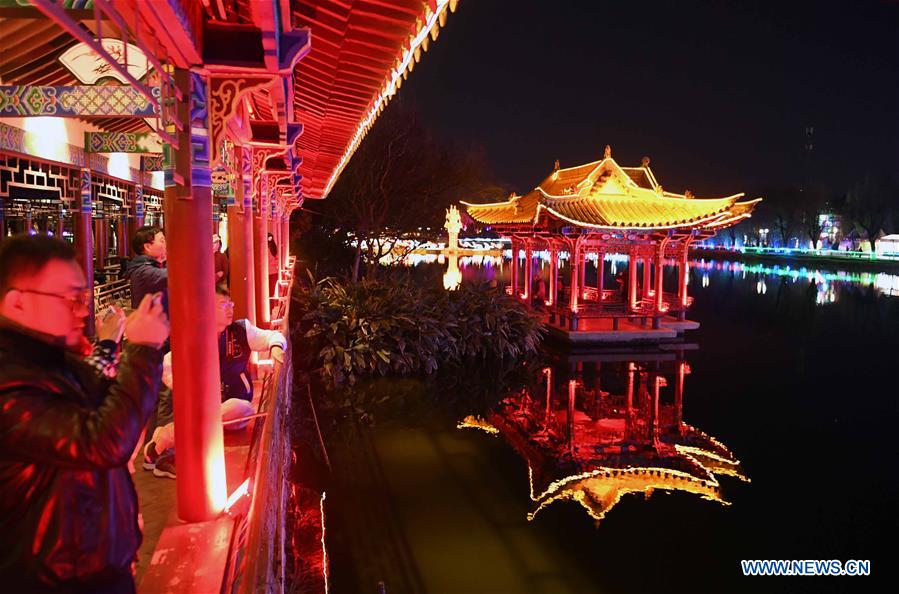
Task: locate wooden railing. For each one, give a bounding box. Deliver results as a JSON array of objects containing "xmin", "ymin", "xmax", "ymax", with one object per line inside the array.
[
  {"xmin": 94, "ymin": 278, "xmax": 131, "ymax": 312},
  {"xmin": 224, "ymin": 256, "xmax": 296, "ymax": 594}
]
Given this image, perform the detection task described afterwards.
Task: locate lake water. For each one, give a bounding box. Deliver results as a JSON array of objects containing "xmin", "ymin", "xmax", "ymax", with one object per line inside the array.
[{"xmin": 321, "ymin": 257, "xmax": 899, "ymax": 593}]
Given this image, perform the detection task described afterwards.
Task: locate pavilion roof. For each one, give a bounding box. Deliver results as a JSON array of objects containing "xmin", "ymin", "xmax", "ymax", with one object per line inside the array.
[{"xmin": 462, "ymin": 153, "xmax": 761, "ymax": 232}]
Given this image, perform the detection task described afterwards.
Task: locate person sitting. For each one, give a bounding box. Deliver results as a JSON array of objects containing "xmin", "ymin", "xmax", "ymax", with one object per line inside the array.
[
  {"xmin": 0, "ymin": 235, "xmax": 169, "ymax": 593},
  {"xmin": 144, "ymin": 284, "xmax": 286, "ymax": 478}
]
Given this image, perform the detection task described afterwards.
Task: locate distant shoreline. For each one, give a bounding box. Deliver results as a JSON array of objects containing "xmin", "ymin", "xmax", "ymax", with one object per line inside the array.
[{"xmin": 690, "ymin": 248, "xmax": 899, "ymax": 274}]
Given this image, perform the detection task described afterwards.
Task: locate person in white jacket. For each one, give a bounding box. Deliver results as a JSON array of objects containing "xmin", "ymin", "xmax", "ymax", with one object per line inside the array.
[{"xmin": 143, "ymin": 284, "xmax": 286, "ymax": 478}]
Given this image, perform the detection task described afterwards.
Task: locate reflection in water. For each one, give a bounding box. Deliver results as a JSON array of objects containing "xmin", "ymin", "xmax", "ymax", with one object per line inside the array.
[
  {"xmin": 459, "ymin": 349, "xmax": 748, "ymax": 525},
  {"xmin": 693, "ymin": 259, "xmax": 899, "ymax": 302}
]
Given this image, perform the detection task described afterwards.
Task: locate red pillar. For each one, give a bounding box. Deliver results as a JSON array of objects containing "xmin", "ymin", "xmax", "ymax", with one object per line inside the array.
[
  {"xmin": 93, "ymin": 216, "xmax": 105, "ymax": 273},
  {"xmin": 548, "ymin": 244, "xmax": 557, "ymax": 306},
  {"xmin": 253, "ymin": 173, "xmax": 270, "ymax": 326},
  {"xmin": 677, "ymin": 244, "xmax": 690, "ymax": 309},
  {"xmin": 76, "ymin": 169, "xmax": 95, "ymax": 335},
  {"xmin": 509, "ymin": 238, "xmax": 518, "ymax": 297},
  {"xmin": 229, "ymin": 146, "xmax": 256, "ymax": 324},
  {"xmin": 627, "ymin": 249, "xmax": 638, "ymax": 311},
  {"xmin": 117, "ymin": 213, "xmax": 128, "ymax": 258},
  {"xmin": 166, "ymin": 69, "xmax": 227, "ymax": 520},
  {"xmin": 568, "ymin": 240, "xmax": 580, "ymax": 314},
  {"xmin": 0, "ymin": 200, "xmax": 6, "ymax": 244},
  {"xmin": 643, "ymin": 253, "xmax": 652, "ymax": 300},
  {"xmin": 654, "ymin": 242, "xmax": 666, "ymax": 312},
  {"xmin": 523, "ymin": 240, "xmax": 532, "ymax": 304},
  {"xmin": 597, "ymin": 250, "xmax": 605, "ymax": 305},
  {"xmin": 281, "ymin": 213, "xmax": 290, "ymax": 271},
  {"xmin": 578, "ymin": 249, "xmax": 586, "ymax": 300}
]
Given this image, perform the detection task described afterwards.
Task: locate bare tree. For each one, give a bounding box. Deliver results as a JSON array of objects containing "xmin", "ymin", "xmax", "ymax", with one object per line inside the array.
[
  {"xmin": 767, "ymin": 186, "xmax": 803, "ymax": 248},
  {"xmin": 845, "ymin": 175, "xmax": 898, "ymax": 251},
  {"xmin": 797, "ymin": 185, "xmax": 830, "ymax": 248},
  {"xmin": 323, "ymin": 100, "xmax": 502, "ymax": 280}
]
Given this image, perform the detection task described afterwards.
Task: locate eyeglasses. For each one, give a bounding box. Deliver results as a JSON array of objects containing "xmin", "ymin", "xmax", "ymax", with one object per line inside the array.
[
  {"xmin": 216, "ymin": 298, "xmax": 234, "ymax": 309},
  {"xmin": 11, "ymin": 287, "xmax": 92, "ymax": 312}
]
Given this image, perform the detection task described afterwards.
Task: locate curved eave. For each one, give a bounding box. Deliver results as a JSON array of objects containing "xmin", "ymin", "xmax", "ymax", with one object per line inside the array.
[{"xmin": 536, "ymin": 203, "xmax": 738, "ymax": 232}]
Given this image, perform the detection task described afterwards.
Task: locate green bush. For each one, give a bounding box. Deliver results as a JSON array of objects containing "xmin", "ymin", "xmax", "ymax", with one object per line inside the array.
[{"xmin": 292, "ymin": 276, "xmax": 544, "ymax": 388}]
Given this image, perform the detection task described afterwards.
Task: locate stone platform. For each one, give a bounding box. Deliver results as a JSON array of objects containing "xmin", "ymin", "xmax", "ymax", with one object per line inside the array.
[{"xmin": 545, "ymin": 315, "xmax": 699, "ymax": 344}]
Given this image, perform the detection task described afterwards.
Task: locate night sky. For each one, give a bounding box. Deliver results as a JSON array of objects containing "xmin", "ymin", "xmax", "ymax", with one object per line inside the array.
[{"xmin": 404, "ymin": 0, "xmax": 898, "ymax": 198}]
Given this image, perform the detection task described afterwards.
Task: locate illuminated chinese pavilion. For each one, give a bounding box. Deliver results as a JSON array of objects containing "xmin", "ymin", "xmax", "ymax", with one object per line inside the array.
[
  {"xmin": 459, "ymin": 351, "xmax": 748, "ymax": 524},
  {"xmin": 461, "ymin": 146, "xmax": 761, "ymax": 336}
]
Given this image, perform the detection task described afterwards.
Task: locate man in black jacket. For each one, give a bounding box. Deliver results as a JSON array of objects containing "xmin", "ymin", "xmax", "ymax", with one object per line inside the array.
[
  {"xmin": 124, "ymin": 225, "xmax": 168, "ymax": 312},
  {"xmin": 0, "ymin": 235, "xmax": 169, "ymax": 593}
]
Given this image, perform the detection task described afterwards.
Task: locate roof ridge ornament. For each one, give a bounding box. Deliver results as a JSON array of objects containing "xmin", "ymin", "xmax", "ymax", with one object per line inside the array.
[
  {"xmin": 554, "ymin": 158, "xmax": 560, "ymax": 171},
  {"xmin": 641, "ymin": 156, "xmax": 650, "ymax": 168},
  {"xmin": 604, "ymin": 145, "xmax": 612, "ymax": 159}
]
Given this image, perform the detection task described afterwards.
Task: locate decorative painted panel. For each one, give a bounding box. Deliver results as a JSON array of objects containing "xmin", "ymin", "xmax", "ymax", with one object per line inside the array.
[
  {"xmin": 189, "ymin": 72, "xmax": 210, "ymax": 188},
  {"xmin": 0, "ymin": 86, "xmax": 160, "ymax": 117},
  {"xmin": 85, "ymin": 131, "xmax": 161, "ymax": 153},
  {"xmin": 141, "ymin": 154, "xmax": 164, "ymax": 172},
  {"xmin": 208, "ymin": 75, "xmax": 272, "ymax": 166}
]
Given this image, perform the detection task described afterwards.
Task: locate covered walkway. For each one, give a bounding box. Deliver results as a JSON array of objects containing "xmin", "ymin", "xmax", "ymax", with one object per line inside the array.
[{"xmin": 0, "ymin": 1, "xmax": 462, "ymax": 592}]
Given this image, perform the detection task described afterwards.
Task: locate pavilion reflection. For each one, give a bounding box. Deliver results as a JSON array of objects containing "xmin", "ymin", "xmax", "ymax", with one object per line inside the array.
[{"xmin": 459, "ymin": 347, "xmax": 748, "ymax": 524}]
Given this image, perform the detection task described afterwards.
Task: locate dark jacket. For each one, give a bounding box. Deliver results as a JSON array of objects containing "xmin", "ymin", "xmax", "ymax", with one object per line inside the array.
[
  {"xmin": 124, "ymin": 255, "xmax": 168, "ymax": 312},
  {"xmin": 0, "ymin": 319, "xmax": 163, "ymax": 592}
]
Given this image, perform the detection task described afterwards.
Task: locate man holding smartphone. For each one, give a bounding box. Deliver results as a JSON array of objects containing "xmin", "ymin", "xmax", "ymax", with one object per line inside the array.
[{"xmin": 0, "ymin": 235, "xmax": 169, "ymax": 593}]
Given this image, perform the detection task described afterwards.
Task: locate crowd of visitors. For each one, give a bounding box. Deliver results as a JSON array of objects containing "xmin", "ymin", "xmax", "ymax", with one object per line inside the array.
[{"xmin": 0, "ymin": 226, "xmax": 286, "ymax": 592}]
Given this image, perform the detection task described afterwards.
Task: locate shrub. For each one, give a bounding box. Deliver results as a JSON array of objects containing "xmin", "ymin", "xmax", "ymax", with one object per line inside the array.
[{"xmin": 291, "ymin": 275, "xmax": 544, "ymax": 388}]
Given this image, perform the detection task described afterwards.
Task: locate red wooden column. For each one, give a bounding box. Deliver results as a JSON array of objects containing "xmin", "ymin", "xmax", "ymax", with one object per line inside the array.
[
  {"xmin": 548, "ymin": 243, "xmax": 558, "ymax": 306},
  {"xmin": 93, "ymin": 216, "xmax": 106, "ymax": 273},
  {"xmin": 654, "ymin": 239, "xmax": 668, "ymax": 312},
  {"xmin": 578, "ymin": 249, "xmax": 586, "ymax": 300},
  {"xmin": 597, "ymin": 250, "xmax": 605, "ymax": 305},
  {"xmin": 281, "ymin": 212, "xmax": 290, "ymax": 271},
  {"xmin": 75, "ymin": 168, "xmax": 95, "ymax": 335},
  {"xmin": 253, "ymin": 173, "xmax": 270, "ymax": 326},
  {"xmin": 271, "ymin": 204, "xmax": 280, "ymax": 284},
  {"xmin": 523, "ymin": 240, "xmax": 532, "ymax": 305},
  {"xmin": 117, "ymin": 210, "xmax": 128, "ymax": 259},
  {"xmin": 166, "ymin": 69, "xmax": 227, "ymax": 520},
  {"xmin": 642, "ymin": 252, "xmax": 652, "ymax": 300},
  {"xmin": 627, "ymin": 248, "xmax": 638, "ymax": 312},
  {"xmin": 677, "ymin": 239, "xmax": 692, "ymax": 319},
  {"xmin": 229, "ymin": 145, "xmax": 256, "ymax": 324},
  {"xmin": 55, "ymin": 203, "xmax": 64, "ymax": 238},
  {"xmin": 509, "ymin": 238, "xmax": 518, "ymax": 297},
  {"xmin": 568, "ymin": 238, "xmax": 580, "ymax": 329}
]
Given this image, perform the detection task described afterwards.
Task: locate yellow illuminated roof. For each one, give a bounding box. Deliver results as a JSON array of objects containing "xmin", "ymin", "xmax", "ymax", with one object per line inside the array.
[{"xmin": 461, "ymin": 154, "xmax": 761, "ymax": 231}]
